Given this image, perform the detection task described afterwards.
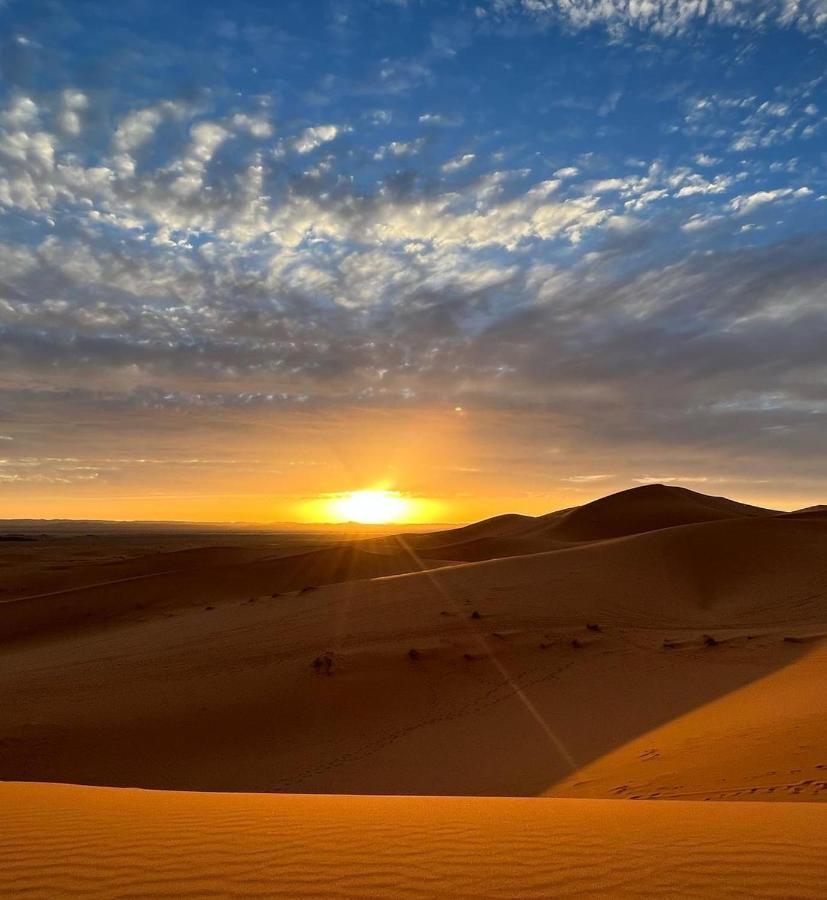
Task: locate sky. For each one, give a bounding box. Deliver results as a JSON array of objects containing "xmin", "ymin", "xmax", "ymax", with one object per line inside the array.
[{"xmin": 0, "ymin": 0, "xmax": 825, "ymax": 522}]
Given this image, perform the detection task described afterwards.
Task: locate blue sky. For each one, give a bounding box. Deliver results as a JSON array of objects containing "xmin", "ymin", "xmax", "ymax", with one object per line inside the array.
[{"xmin": 0, "ymin": 0, "xmax": 826, "ymax": 519}]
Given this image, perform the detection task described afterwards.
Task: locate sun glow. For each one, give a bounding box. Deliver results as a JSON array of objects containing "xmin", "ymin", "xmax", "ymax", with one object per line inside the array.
[{"xmin": 327, "ymin": 489, "xmax": 412, "ymax": 524}]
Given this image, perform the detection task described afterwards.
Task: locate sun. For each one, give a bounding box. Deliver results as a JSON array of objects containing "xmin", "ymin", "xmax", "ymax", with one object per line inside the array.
[{"xmin": 328, "ymin": 489, "xmax": 412, "ymax": 524}]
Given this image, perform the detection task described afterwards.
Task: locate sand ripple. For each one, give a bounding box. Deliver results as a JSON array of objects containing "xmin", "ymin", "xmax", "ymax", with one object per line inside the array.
[{"xmin": 3, "ymin": 783, "xmax": 827, "ymax": 898}]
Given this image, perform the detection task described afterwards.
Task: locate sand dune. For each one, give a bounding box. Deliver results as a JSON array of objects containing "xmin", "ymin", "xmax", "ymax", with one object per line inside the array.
[
  {"xmin": 402, "ymin": 512, "xmax": 536, "ymax": 548},
  {"xmin": 520, "ymin": 483, "xmax": 775, "ymax": 541},
  {"xmin": 3, "ymin": 484, "xmax": 827, "ymax": 895},
  {"xmin": 0, "ymin": 539, "xmax": 454, "ymax": 641},
  {"xmin": 0, "ymin": 485, "xmax": 790, "ymax": 641},
  {"xmin": 550, "ymin": 631, "xmax": 827, "ymax": 802},
  {"xmin": 2, "ymin": 488, "xmax": 826, "ymax": 796},
  {"xmin": 408, "ymin": 534, "xmax": 565, "ymax": 562},
  {"xmin": 782, "ymin": 505, "xmax": 827, "ymax": 521},
  {"xmin": 409, "ymin": 483, "xmax": 778, "ymax": 562},
  {"xmin": 246, "ymin": 542, "xmax": 455, "ymax": 590},
  {"xmin": 3, "ymin": 782, "xmax": 827, "ymax": 899}
]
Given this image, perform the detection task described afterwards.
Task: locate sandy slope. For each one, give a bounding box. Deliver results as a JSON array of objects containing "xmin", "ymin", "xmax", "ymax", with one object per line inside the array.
[
  {"xmin": 550, "ymin": 635, "xmax": 827, "ymax": 801},
  {"xmin": 3, "ymin": 782, "xmax": 827, "ymax": 898},
  {"xmin": 524, "ymin": 485, "xmax": 771, "ymax": 542},
  {"xmin": 0, "ymin": 485, "xmax": 789, "ymax": 639},
  {"xmin": 0, "ymin": 539, "xmax": 455, "ymax": 641},
  {"xmin": 408, "ymin": 483, "xmax": 778, "ymax": 561},
  {"xmin": 2, "ymin": 497, "xmax": 826, "ymax": 796}
]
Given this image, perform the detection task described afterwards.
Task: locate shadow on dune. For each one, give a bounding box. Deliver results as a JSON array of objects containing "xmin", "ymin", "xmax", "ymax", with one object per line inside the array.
[
  {"xmin": 1, "ymin": 486, "xmax": 826, "ymax": 796},
  {"xmin": 0, "ymin": 542, "xmax": 455, "ymax": 642}
]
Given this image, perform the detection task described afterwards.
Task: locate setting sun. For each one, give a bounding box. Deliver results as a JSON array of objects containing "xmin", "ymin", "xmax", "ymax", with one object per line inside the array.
[{"xmin": 327, "ymin": 489, "xmax": 411, "ymax": 524}]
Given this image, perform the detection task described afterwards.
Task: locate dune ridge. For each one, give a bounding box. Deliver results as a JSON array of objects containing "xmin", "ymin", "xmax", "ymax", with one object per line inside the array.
[{"xmin": 404, "ymin": 483, "xmax": 779, "ymax": 562}]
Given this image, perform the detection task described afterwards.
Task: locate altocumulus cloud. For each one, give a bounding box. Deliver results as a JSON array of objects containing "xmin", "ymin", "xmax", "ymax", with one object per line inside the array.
[{"xmin": 0, "ymin": 0, "xmax": 825, "ymax": 504}]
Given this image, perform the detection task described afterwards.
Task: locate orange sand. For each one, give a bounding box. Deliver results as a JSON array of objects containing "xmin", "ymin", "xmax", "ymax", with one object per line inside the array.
[{"xmin": 3, "ymin": 782, "xmax": 827, "ymax": 898}]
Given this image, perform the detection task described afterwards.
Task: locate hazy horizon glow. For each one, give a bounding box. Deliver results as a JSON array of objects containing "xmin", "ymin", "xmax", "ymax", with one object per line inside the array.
[
  {"xmin": 0, "ymin": 1, "xmax": 826, "ymax": 522},
  {"xmin": 308, "ymin": 489, "xmax": 438, "ymax": 524}
]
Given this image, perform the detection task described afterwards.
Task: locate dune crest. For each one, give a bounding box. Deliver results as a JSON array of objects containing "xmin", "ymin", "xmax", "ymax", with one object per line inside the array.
[{"xmin": 407, "ymin": 483, "xmax": 778, "ymax": 562}]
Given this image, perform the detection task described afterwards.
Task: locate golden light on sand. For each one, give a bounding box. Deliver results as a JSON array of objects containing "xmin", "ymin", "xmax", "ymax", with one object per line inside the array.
[{"xmin": 327, "ymin": 489, "xmax": 412, "ymax": 524}]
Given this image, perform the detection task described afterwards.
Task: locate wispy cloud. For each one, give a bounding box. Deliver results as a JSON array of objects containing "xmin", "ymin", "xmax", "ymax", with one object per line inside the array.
[{"xmin": 476, "ymin": 0, "xmax": 827, "ymax": 36}]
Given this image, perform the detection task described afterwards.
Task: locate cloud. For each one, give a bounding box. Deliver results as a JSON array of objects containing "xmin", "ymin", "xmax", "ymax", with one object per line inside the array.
[
  {"xmin": 230, "ymin": 113, "xmax": 273, "ymax": 138},
  {"xmin": 2, "ymin": 216, "xmax": 824, "ymax": 406},
  {"xmin": 418, "ymin": 112, "xmax": 457, "ymax": 125},
  {"xmin": 478, "ymin": 0, "xmax": 827, "ymax": 35},
  {"xmin": 0, "ymin": 0, "xmax": 825, "ymax": 508},
  {"xmin": 0, "ymin": 86, "xmax": 618, "ymax": 250},
  {"xmin": 681, "ymin": 213, "xmax": 724, "ymax": 231},
  {"xmin": 683, "ymin": 88, "xmax": 821, "ymax": 153},
  {"xmin": 169, "ymin": 121, "xmax": 229, "ymax": 196},
  {"xmin": 0, "ymin": 96, "xmax": 39, "ymax": 129},
  {"xmin": 288, "ymin": 124, "xmax": 341, "ymax": 155},
  {"xmin": 563, "ymin": 473, "xmax": 615, "ymax": 482},
  {"xmin": 729, "ymin": 186, "xmax": 813, "ymax": 215},
  {"xmin": 674, "ymin": 174, "xmax": 732, "ymax": 197},
  {"xmin": 113, "ymin": 101, "xmax": 184, "ymax": 152},
  {"xmin": 374, "ymin": 137, "xmax": 425, "ymax": 159},
  {"xmin": 441, "ymin": 152, "xmax": 475, "ymax": 173},
  {"xmin": 1, "ymin": 206, "xmax": 825, "ymax": 508},
  {"xmin": 56, "ymin": 89, "xmax": 88, "ymax": 136}
]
